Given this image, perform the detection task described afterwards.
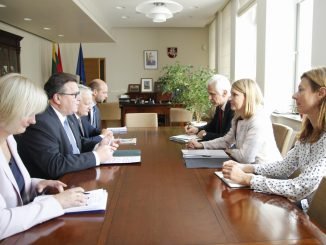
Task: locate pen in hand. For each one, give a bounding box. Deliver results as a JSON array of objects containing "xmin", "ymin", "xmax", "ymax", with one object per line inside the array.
[{"xmin": 186, "ymin": 122, "xmax": 191, "ymax": 130}]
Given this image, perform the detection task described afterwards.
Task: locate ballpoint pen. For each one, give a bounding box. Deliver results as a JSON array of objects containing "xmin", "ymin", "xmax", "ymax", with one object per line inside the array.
[{"xmin": 186, "ymin": 122, "xmax": 191, "ymax": 130}]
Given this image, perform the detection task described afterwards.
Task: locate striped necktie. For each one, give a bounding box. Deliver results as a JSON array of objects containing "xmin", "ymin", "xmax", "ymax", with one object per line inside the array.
[{"xmin": 63, "ymin": 119, "xmax": 80, "ymax": 154}]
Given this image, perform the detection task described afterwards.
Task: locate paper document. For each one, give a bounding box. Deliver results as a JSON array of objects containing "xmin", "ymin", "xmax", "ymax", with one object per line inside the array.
[
  {"xmin": 34, "ymin": 189, "xmax": 108, "ymax": 214},
  {"xmin": 169, "ymin": 134, "xmax": 199, "ymax": 143},
  {"xmin": 214, "ymin": 171, "xmax": 250, "ymax": 188},
  {"xmin": 182, "ymin": 149, "xmax": 229, "ymax": 158},
  {"xmin": 103, "ymin": 150, "xmax": 141, "ymax": 164},
  {"xmin": 107, "ymin": 126, "xmax": 127, "ymax": 133},
  {"xmin": 116, "ymin": 138, "xmax": 137, "ymax": 145}
]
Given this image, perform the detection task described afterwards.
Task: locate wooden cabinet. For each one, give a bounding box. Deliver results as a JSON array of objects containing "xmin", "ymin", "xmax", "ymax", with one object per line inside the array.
[
  {"xmin": 0, "ymin": 30, "xmax": 23, "ymax": 75},
  {"xmin": 84, "ymin": 58, "xmax": 105, "ymax": 85}
]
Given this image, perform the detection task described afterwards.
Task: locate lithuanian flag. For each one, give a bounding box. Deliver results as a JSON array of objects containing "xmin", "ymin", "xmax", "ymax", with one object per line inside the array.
[{"xmin": 51, "ymin": 43, "xmax": 63, "ymax": 74}]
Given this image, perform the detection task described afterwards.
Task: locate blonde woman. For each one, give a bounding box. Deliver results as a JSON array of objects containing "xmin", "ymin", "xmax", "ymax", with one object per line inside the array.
[
  {"xmin": 223, "ymin": 67, "xmax": 326, "ymax": 210},
  {"xmin": 188, "ymin": 79, "xmax": 282, "ymax": 164},
  {"xmin": 0, "ymin": 73, "xmax": 87, "ymax": 239}
]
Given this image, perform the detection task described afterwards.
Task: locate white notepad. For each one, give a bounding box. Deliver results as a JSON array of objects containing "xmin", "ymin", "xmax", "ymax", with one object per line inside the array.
[
  {"xmin": 214, "ymin": 171, "xmax": 249, "ymax": 188},
  {"xmin": 34, "ymin": 188, "xmax": 108, "ymax": 214}
]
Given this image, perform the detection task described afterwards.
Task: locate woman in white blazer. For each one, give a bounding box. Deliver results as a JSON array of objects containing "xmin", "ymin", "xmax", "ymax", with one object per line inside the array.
[
  {"xmin": 0, "ymin": 73, "xmax": 87, "ymax": 240},
  {"xmin": 187, "ymin": 79, "xmax": 282, "ymax": 164}
]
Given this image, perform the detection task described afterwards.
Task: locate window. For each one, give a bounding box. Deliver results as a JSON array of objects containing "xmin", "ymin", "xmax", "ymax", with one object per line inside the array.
[
  {"xmin": 294, "ymin": 0, "xmax": 313, "ymax": 88},
  {"xmin": 234, "ymin": 1, "xmax": 257, "ymax": 80}
]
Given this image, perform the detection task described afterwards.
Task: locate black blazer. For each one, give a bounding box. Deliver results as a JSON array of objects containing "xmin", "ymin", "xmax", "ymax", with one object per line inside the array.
[
  {"xmin": 87, "ymin": 105, "xmax": 102, "ymax": 131},
  {"xmin": 198, "ymin": 100, "xmax": 234, "ymax": 141},
  {"xmin": 15, "ymin": 106, "xmax": 97, "ymax": 179},
  {"xmin": 74, "ymin": 114, "xmax": 103, "ymax": 144}
]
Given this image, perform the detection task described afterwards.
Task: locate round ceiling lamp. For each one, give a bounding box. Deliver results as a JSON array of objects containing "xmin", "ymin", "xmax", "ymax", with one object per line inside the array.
[{"xmin": 136, "ymin": 0, "xmax": 183, "ymax": 23}]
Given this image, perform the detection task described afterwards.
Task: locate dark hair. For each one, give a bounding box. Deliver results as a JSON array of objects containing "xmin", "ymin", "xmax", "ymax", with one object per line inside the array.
[{"xmin": 44, "ymin": 73, "xmax": 78, "ymax": 99}]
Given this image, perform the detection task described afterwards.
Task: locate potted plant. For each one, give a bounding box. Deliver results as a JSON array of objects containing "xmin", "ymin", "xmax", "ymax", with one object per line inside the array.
[{"xmin": 157, "ymin": 63, "xmax": 214, "ymax": 122}]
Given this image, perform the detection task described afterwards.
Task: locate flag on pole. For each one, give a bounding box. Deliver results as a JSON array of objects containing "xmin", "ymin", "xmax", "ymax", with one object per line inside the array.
[
  {"xmin": 51, "ymin": 43, "xmax": 58, "ymax": 74},
  {"xmin": 57, "ymin": 44, "xmax": 63, "ymax": 73},
  {"xmin": 51, "ymin": 43, "xmax": 63, "ymax": 74},
  {"xmin": 76, "ymin": 43, "xmax": 86, "ymax": 84}
]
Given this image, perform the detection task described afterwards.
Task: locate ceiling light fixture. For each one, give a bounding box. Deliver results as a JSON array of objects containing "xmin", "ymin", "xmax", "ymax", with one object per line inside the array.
[{"xmin": 136, "ymin": 0, "xmax": 183, "ymax": 23}]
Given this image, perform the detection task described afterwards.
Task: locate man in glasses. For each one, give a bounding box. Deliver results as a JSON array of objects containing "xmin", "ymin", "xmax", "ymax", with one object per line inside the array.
[{"xmin": 15, "ymin": 73, "xmax": 117, "ymax": 179}]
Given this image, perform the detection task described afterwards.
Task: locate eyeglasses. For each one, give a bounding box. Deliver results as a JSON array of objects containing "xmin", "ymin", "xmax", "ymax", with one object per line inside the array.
[{"xmin": 58, "ymin": 91, "xmax": 80, "ymax": 98}]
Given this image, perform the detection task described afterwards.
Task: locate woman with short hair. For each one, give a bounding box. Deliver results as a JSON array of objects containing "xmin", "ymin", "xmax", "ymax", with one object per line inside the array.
[{"xmin": 0, "ymin": 73, "xmax": 87, "ymax": 240}]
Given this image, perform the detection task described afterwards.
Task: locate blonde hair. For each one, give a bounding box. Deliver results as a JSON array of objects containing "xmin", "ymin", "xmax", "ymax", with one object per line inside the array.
[
  {"xmin": 0, "ymin": 73, "xmax": 48, "ymax": 126},
  {"xmin": 232, "ymin": 79, "xmax": 264, "ymax": 119},
  {"xmin": 298, "ymin": 67, "xmax": 326, "ymax": 143}
]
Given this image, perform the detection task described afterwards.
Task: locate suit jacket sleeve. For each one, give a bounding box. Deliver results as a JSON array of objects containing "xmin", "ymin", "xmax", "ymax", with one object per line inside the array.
[
  {"xmin": 16, "ymin": 108, "xmax": 97, "ymax": 179},
  {"xmin": 198, "ymin": 102, "xmax": 234, "ymax": 141}
]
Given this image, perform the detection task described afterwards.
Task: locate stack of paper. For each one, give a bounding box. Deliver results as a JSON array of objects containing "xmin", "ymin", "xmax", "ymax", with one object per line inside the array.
[
  {"xmin": 182, "ymin": 149, "xmax": 230, "ymax": 168},
  {"xmin": 116, "ymin": 138, "xmax": 137, "ymax": 145},
  {"xmin": 64, "ymin": 189, "xmax": 108, "ymax": 213},
  {"xmin": 34, "ymin": 189, "xmax": 108, "ymax": 214},
  {"xmin": 169, "ymin": 134, "xmax": 199, "ymax": 143},
  {"xmin": 103, "ymin": 150, "xmax": 141, "ymax": 164},
  {"xmin": 214, "ymin": 171, "xmax": 250, "ymax": 188},
  {"xmin": 108, "ymin": 126, "xmax": 127, "ymax": 133}
]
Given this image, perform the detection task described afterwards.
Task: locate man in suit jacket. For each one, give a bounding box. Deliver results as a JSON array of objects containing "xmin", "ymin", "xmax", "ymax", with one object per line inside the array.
[
  {"xmin": 87, "ymin": 79, "xmax": 108, "ymax": 130},
  {"xmin": 75, "ymin": 84, "xmax": 113, "ymax": 144},
  {"xmin": 15, "ymin": 73, "xmax": 114, "ymax": 179},
  {"xmin": 185, "ymin": 74, "xmax": 234, "ymax": 141}
]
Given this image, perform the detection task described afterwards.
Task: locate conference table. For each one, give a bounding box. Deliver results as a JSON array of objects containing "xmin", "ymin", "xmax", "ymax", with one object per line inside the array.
[{"xmin": 2, "ymin": 128, "xmax": 325, "ymax": 245}]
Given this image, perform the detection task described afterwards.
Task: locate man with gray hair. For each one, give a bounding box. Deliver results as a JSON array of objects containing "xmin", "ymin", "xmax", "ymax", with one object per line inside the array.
[
  {"xmin": 185, "ymin": 74, "xmax": 234, "ymax": 141},
  {"xmin": 74, "ymin": 84, "xmax": 113, "ymax": 144}
]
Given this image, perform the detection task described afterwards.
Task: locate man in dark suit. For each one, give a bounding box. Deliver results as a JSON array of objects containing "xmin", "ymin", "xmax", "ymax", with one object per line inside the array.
[
  {"xmin": 185, "ymin": 74, "xmax": 234, "ymax": 141},
  {"xmin": 87, "ymin": 79, "xmax": 108, "ymax": 130},
  {"xmin": 75, "ymin": 84, "xmax": 112, "ymax": 144},
  {"xmin": 15, "ymin": 73, "xmax": 115, "ymax": 179}
]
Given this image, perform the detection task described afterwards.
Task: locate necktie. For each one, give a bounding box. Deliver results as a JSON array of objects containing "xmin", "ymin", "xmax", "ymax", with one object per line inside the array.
[
  {"xmin": 218, "ymin": 107, "xmax": 223, "ymax": 132},
  {"xmin": 63, "ymin": 119, "xmax": 80, "ymax": 154},
  {"xmin": 78, "ymin": 118, "xmax": 85, "ymax": 137},
  {"xmin": 92, "ymin": 106, "xmax": 97, "ymax": 128}
]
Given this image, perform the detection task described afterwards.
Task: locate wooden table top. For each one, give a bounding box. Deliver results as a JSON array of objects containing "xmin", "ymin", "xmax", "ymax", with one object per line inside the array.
[{"xmin": 2, "ymin": 127, "xmax": 325, "ymax": 245}]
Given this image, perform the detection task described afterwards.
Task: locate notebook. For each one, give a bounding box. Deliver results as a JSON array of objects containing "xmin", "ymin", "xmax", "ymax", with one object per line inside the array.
[
  {"xmin": 182, "ymin": 149, "xmax": 230, "ymax": 168},
  {"xmin": 214, "ymin": 171, "xmax": 250, "ymax": 188},
  {"xmin": 103, "ymin": 150, "xmax": 141, "ymax": 164},
  {"xmin": 34, "ymin": 188, "xmax": 108, "ymax": 214}
]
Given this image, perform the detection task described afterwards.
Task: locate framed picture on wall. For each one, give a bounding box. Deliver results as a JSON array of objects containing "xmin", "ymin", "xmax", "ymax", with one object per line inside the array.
[
  {"xmin": 144, "ymin": 50, "xmax": 158, "ymax": 69},
  {"xmin": 141, "ymin": 78, "xmax": 153, "ymax": 92},
  {"xmin": 128, "ymin": 84, "xmax": 141, "ymax": 93}
]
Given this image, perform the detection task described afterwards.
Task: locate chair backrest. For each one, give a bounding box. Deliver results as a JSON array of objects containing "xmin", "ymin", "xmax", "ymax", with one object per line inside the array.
[
  {"xmin": 125, "ymin": 113, "xmax": 158, "ymax": 127},
  {"xmin": 98, "ymin": 103, "xmax": 121, "ymax": 127},
  {"xmin": 307, "ymin": 176, "xmax": 326, "ymax": 231},
  {"xmin": 272, "ymin": 123, "xmax": 294, "ymax": 157},
  {"xmin": 170, "ymin": 108, "xmax": 193, "ymax": 126}
]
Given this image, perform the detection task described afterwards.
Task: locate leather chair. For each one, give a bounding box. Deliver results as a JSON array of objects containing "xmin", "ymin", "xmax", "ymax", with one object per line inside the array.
[
  {"xmin": 98, "ymin": 102, "xmax": 121, "ymax": 127},
  {"xmin": 125, "ymin": 113, "xmax": 158, "ymax": 127},
  {"xmin": 272, "ymin": 123, "xmax": 294, "ymax": 157},
  {"xmin": 169, "ymin": 108, "xmax": 193, "ymax": 126},
  {"xmin": 307, "ymin": 177, "xmax": 326, "ymax": 231}
]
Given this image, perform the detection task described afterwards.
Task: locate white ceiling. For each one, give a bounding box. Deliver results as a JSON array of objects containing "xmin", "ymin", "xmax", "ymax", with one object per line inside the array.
[{"xmin": 0, "ymin": 0, "xmax": 227, "ymax": 43}]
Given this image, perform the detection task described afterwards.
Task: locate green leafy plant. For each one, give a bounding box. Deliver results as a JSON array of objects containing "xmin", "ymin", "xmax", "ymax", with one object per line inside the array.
[{"xmin": 157, "ymin": 63, "xmax": 214, "ymax": 122}]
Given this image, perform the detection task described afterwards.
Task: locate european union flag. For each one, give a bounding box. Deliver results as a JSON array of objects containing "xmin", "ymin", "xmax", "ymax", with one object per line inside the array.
[{"xmin": 76, "ymin": 43, "xmax": 86, "ymax": 84}]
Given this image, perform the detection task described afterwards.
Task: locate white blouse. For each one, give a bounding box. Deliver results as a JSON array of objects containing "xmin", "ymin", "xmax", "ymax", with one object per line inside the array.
[
  {"xmin": 251, "ymin": 132, "xmax": 326, "ymax": 204},
  {"xmin": 202, "ymin": 109, "xmax": 282, "ymax": 164}
]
